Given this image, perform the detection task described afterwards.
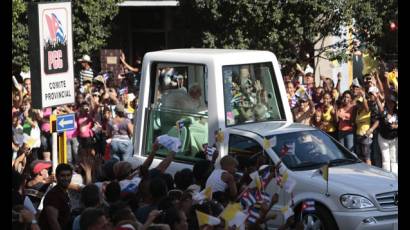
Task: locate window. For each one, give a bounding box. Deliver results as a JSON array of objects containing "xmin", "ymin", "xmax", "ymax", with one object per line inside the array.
[
  {"xmin": 269, "ymin": 130, "xmax": 358, "ymax": 171},
  {"xmin": 144, "ymin": 62, "xmax": 209, "ymax": 162},
  {"xmin": 228, "ymin": 134, "xmax": 272, "ymax": 173},
  {"xmin": 223, "ymin": 62, "xmax": 285, "ymax": 126}
]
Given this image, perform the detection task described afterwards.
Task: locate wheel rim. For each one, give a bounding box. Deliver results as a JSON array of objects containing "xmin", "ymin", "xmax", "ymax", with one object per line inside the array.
[{"xmin": 303, "ymin": 214, "xmax": 323, "ymax": 230}]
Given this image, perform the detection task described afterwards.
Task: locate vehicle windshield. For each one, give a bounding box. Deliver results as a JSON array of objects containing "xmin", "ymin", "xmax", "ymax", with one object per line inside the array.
[
  {"xmin": 222, "ymin": 62, "xmax": 285, "ymax": 126},
  {"xmin": 268, "ymin": 130, "xmax": 360, "ymax": 171}
]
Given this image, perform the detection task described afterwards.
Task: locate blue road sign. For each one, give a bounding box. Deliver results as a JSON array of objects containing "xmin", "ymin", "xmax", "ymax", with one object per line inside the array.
[{"xmin": 56, "ymin": 113, "xmax": 76, "ymax": 133}]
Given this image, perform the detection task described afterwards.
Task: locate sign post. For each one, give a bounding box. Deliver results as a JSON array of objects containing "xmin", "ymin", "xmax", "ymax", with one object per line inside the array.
[
  {"xmin": 28, "ymin": 1, "xmax": 75, "ymax": 171},
  {"xmin": 28, "ymin": 1, "xmax": 75, "ymax": 109}
]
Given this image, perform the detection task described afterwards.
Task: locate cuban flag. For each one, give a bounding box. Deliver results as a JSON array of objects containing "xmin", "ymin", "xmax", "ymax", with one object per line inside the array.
[
  {"xmin": 260, "ymin": 191, "xmax": 271, "ymax": 204},
  {"xmin": 246, "ymin": 204, "xmax": 261, "ymax": 224},
  {"xmin": 279, "ymin": 143, "xmax": 295, "ymax": 158},
  {"xmin": 205, "ymin": 145, "xmax": 216, "ymax": 161},
  {"xmin": 259, "ymin": 165, "xmax": 271, "ymax": 189},
  {"xmin": 240, "ymin": 189, "xmax": 257, "ymax": 209},
  {"xmin": 176, "ymin": 119, "xmax": 185, "ymax": 131},
  {"xmin": 302, "ymin": 199, "xmax": 316, "ymax": 214},
  {"xmin": 45, "ymin": 13, "xmax": 65, "ymax": 44}
]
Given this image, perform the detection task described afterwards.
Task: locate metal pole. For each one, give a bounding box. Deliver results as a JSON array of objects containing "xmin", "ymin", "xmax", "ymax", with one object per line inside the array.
[{"xmin": 52, "ymin": 108, "xmax": 58, "ymax": 172}]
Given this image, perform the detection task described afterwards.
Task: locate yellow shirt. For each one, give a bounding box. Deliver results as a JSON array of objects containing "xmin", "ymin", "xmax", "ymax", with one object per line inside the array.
[
  {"xmin": 355, "ymin": 109, "xmax": 371, "ymax": 136},
  {"xmin": 322, "ymin": 106, "xmax": 336, "ymax": 132}
]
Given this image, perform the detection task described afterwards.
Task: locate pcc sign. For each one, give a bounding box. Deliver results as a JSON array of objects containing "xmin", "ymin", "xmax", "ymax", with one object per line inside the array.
[{"xmin": 28, "ymin": 1, "xmax": 75, "ymax": 108}]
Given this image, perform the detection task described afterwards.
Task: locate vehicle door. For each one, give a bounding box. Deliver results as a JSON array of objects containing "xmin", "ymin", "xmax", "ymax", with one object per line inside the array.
[
  {"xmin": 226, "ymin": 130, "xmax": 285, "ymax": 228},
  {"xmin": 138, "ymin": 62, "xmax": 209, "ymax": 175}
]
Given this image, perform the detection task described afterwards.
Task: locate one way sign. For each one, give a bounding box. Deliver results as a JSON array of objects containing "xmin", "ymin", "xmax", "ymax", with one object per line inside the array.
[{"xmin": 56, "ymin": 113, "xmax": 76, "ymax": 133}]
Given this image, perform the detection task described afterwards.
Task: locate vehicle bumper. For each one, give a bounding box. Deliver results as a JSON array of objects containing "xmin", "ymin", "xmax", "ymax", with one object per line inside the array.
[{"xmin": 333, "ymin": 210, "xmax": 398, "ymax": 230}]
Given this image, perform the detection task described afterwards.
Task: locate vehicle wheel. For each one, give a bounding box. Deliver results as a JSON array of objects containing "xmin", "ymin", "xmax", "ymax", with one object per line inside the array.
[{"xmin": 301, "ymin": 204, "xmax": 338, "ymax": 230}]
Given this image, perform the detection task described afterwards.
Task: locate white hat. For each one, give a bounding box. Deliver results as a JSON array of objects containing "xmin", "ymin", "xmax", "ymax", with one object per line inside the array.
[
  {"xmin": 352, "ymin": 78, "xmax": 361, "ymax": 88},
  {"xmin": 20, "ymin": 71, "xmax": 31, "ymax": 80},
  {"xmin": 77, "ymin": 54, "xmax": 92, "ymax": 63},
  {"xmin": 368, "ymin": 86, "xmax": 379, "ymax": 95},
  {"xmin": 304, "ymin": 65, "xmax": 314, "ymax": 75}
]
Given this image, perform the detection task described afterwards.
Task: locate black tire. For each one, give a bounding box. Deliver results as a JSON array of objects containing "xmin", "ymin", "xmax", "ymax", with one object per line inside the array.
[{"xmin": 300, "ymin": 203, "xmax": 339, "ymax": 230}]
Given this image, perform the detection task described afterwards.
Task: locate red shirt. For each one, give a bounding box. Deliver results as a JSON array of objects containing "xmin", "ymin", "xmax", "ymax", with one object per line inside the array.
[{"xmin": 76, "ymin": 115, "xmax": 94, "ymax": 138}]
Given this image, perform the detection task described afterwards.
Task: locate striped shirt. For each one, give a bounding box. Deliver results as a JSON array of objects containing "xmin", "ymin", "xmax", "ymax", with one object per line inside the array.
[{"xmin": 79, "ymin": 68, "xmax": 94, "ymax": 87}]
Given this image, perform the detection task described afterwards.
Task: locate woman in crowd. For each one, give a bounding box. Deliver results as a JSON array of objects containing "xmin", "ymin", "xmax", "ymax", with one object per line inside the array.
[
  {"xmin": 336, "ymin": 90, "xmax": 355, "ymax": 151},
  {"xmin": 293, "ymin": 95, "xmax": 315, "ymax": 126},
  {"xmin": 354, "ymin": 89, "xmax": 372, "ymax": 165},
  {"xmin": 107, "ymin": 103, "xmax": 134, "ymax": 161},
  {"xmin": 320, "ymin": 92, "xmax": 337, "ymax": 139}
]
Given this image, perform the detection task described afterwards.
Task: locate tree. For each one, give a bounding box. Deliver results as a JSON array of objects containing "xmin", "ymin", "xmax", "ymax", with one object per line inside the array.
[
  {"xmin": 349, "ymin": 0, "xmax": 397, "ymax": 60},
  {"xmin": 179, "ymin": 0, "xmax": 397, "ymax": 68},
  {"xmin": 71, "ymin": 0, "xmax": 123, "ymax": 61},
  {"xmin": 11, "ymin": 0, "xmax": 123, "ymax": 74},
  {"xmin": 12, "ymin": 0, "xmax": 29, "ymax": 74}
]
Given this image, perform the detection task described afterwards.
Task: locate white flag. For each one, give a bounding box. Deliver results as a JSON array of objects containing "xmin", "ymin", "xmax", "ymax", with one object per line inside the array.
[{"xmin": 157, "ymin": 135, "xmax": 182, "ymax": 152}]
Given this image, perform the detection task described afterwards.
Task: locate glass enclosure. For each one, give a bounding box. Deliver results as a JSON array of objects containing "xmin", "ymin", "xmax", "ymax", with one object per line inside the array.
[
  {"xmin": 144, "ymin": 62, "xmax": 209, "ymax": 162},
  {"xmin": 222, "ymin": 62, "xmax": 285, "ymax": 126}
]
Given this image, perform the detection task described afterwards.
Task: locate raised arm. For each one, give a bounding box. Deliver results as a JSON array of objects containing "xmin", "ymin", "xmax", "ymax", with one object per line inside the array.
[
  {"xmin": 140, "ymin": 142, "xmax": 159, "ymax": 172},
  {"xmin": 120, "ymin": 52, "xmax": 140, "ymax": 73},
  {"xmin": 155, "ymin": 150, "xmax": 176, "ymax": 174},
  {"xmin": 335, "ymin": 72, "xmax": 342, "ymax": 94}
]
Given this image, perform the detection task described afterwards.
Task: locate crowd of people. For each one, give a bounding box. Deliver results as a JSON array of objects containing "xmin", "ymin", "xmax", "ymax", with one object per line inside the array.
[
  {"xmin": 284, "ymin": 62, "xmax": 398, "ymax": 174},
  {"xmin": 11, "ymin": 49, "xmax": 398, "ymax": 230}
]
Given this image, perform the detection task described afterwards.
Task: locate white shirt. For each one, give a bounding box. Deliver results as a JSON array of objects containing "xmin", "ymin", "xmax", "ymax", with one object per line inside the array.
[{"xmin": 206, "ymin": 169, "xmax": 228, "ymax": 193}]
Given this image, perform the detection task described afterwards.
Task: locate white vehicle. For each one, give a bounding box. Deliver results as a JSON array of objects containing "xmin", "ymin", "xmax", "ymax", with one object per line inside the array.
[{"xmin": 133, "ymin": 49, "xmax": 398, "ymax": 229}]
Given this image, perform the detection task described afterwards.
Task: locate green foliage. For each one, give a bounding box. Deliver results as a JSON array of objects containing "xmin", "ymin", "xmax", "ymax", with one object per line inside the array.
[
  {"xmin": 72, "ymin": 0, "xmax": 123, "ymax": 60},
  {"xmin": 12, "ymin": 0, "xmax": 29, "ymax": 73},
  {"xmin": 180, "ymin": 0, "xmax": 397, "ymax": 67},
  {"xmin": 11, "ymin": 0, "xmax": 123, "ymax": 73}
]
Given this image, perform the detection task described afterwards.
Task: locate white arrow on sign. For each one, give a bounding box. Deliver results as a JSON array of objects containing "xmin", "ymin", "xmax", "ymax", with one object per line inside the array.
[{"xmin": 58, "ymin": 118, "xmax": 74, "ymax": 128}]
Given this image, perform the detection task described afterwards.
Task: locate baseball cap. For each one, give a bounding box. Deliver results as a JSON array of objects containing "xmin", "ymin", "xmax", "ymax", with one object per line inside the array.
[{"xmin": 31, "ymin": 160, "xmax": 52, "ymax": 174}]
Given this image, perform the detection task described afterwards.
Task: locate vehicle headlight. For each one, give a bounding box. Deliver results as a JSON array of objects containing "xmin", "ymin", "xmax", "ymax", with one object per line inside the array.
[{"xmin": 340, "ymin": 194, "xmax": 375, "ymax": 209}]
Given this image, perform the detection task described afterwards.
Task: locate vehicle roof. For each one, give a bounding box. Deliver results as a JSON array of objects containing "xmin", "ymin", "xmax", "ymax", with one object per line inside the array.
[
  {"xmin": 143, "ymin": 48, "xmax": 276, "ymax": 64},
  {"xmin": 230, "ymin": 121, "xmax": 317, "ymax": 137},
  {"xmin": 148, "ymin": 48, "xmax": 271, "ymax": 55}
]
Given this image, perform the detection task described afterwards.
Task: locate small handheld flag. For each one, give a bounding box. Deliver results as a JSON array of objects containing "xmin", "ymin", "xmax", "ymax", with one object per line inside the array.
[
  {"xmin": 320, "ymin": 164, "xmax": 330, "ymax": 196},
  {"xmin": 246, "ymin": 204, "xmax": 261, "ymax": 224},
  {"xmin": 220, "ymin": 203, "xmax": 247, "ymax": 229},
  {"xmin": 196, "ymin": 210, "xmax": 221, "ymax": 227},
  {"xmin": 320, "ymin": 165, "xmax": 329, "ymax": 181},
  {"xmin": 263, "ymin": 137, "xmax": 277, "ymax": 150},
  {"xmin": 205, "ymin": 145, "xmax": 216, "ymax": 161},
  {"xmin": 215, "ymin": 129, "xmax": 224, "ymax": 143},
  {"xmin": 176, "ymin": 119, "xmax": 185, "ymax": 131},
  {"xmin": 279, "ymin": 171, "xmax": 289, "ymax": 188},
  {"xmin": 249, "ymin": 171, "xmax": 262, "ymax": 190},
  {"xmin": 279, "ymin": 143, "xmax": 295, "ymax": 158},
  {"xmin": 301, "ymin": 199, "xmax": 315, "ymax": 214}
]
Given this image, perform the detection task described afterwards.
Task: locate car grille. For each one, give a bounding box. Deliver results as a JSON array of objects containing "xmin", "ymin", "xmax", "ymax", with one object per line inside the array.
[{"xmin": 375, "ymin": 191, "xmax": 398, "ymax": 209}]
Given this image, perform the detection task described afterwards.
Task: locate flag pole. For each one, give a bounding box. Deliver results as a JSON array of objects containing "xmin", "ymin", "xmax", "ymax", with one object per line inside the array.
[{"xmin": 325, "ymin": 163, "xmax": 330, "ymax": 197}]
